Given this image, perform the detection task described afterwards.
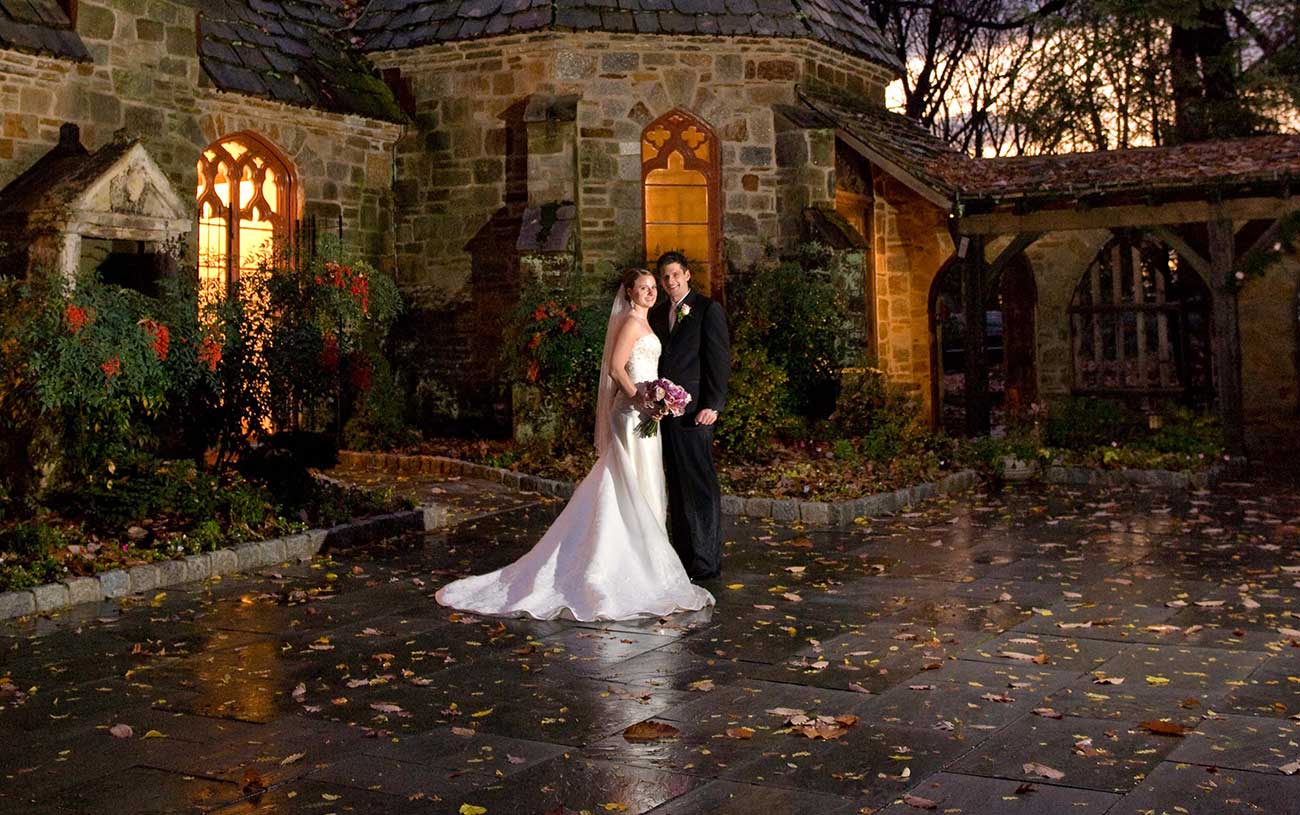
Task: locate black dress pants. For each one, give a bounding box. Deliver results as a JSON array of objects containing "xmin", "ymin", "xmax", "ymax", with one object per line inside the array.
[{"xmin": 661, "ymin": 417, "xmax": 722, "ymax": 578}]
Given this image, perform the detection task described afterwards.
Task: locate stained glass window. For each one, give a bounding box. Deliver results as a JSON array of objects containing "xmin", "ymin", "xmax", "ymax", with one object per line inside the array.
[{"xmin": 641, "ymin": 110, "xmax": 722, "ymax": 299}]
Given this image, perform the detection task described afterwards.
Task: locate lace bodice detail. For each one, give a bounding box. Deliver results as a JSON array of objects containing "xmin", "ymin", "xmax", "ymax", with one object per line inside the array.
[{"xmin": 626, "ymin": 332, "xmax": 661, "ymax": 383}]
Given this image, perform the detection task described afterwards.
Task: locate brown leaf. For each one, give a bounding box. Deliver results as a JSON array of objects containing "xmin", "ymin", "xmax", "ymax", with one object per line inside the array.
[
  {"xmin": 1033, "ymin": 707, "xmax": 1063, "ymax": 719},
  {"xmin": 242, "ymin": 768, "xmax": 267, "ymax": 797},
  {"xmin": 622, "ymin": 721, "xmax": 680, "ymax": 742},
  {"xmin": 788, "ymin": 537, "xmax": 813, "ymax": 549},
  {"xmin": 725, "ymin": 727, "xmax": 755, "ymax": 740},
  {"xmin": 902, "ymin": 794, "xmax": 938, "ymax": 809},
  {"xmin": 109, "ymin": 723, "xmax": 133, "ymax": 739},
  {"xmin": 1093, "ymin": 674, "xmax": 1125, "ymax": 685},
  {"xmin": 980, "ymin": 693, "xmax": 1014, "ymax": 703},
  {"xmin": 1023, "ymin": 762, "xmax": 1064, "ymax": 780},
  {"xmin": 1139, "ymin": 720, "xmax": 1192, "ymax": 737},
  {"xmin": 847, "ymin": 683, "xmax": 873, "ymax": 694},
  {"xmin": 999, "ymin": 651, "xmax": 1049, "ymax": 664},
  {"xmin": 1014, "ymin": 783, "xmax": 1037, "ymax": 795}
]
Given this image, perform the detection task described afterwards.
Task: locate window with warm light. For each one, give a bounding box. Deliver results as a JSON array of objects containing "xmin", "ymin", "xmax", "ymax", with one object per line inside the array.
[
  {"xmin": 642, "ymin": 110, "xmax": 722, "ymax": 298},
  {"xmin": 196, "ymin": 133, "xmax": 294, "ymax": 302}
]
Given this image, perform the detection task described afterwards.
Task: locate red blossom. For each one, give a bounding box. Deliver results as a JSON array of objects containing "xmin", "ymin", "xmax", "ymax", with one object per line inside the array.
[
  {"xmin": 198, "ymin": 337, "xmax": 222, "ymax": 371},
  {"xmin": 101, "ymin": 356, "xmax": 121, "ymax": 379},
  {"xmin": 320, "ymin": 335, "xmax": 340, "ymax": 370},
  {"xmin": 526, "ymin": 359, "xmax": 540, "ymax": 383},
  {"xmin": 348, "ymin": 352, "xmax": 373, "ymax": 392},
  {"xmin": 64, "ymin": 304, "xmax": 89, "ymax": 334},
  {"xmin": 527, "ymin": 332, "xmax": 542, "ymax": 350},
  {"xmin": 141, "ymin": 319, "xmax": 170, "ymax": 361},
  {"xmin": 533, "ymin": 306, "xmax": 548, "ymax": 322},
  {"xmin": 559, "ymin": 318, "xmax": 575, "ymax": 334}
]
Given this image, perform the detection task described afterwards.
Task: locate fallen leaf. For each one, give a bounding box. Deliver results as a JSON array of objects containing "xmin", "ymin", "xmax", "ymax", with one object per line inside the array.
[
  {"xmin": 109, "ymin": 723, "xmax": 133, "ymax": 738},
  {"xmin": 767, "ymin": 707, "xmax": 806, "ymax": 717},
  {"xmin": 999, "ymin": 651, "xmax": 1049, "ymax": 664},
  {"xmin": 782, "ymin": 593, "xmax": 803, "ymax": 603},
  {"xmin": 242, "ymin": 769, "xmax": 267, "ymax": 796},
  {"xmin": 623, "ymin": 721, "xmax": 680, "ymax": 742},
  {"xmin": 1145, "ymin": 675, "xmax": 1171, "ymax": 686},
  {"xmin": 726, "ymin": 727, "xmax": 755, "ymax": 739},
  {"xmin": 451, "ymin": 727, "xmax": 476, "ymax": 737},
  {"xmin": 1280, "ymin": 760, "xmax": 1300, "ymax": 775},
  {"xmin": 1093, "ymin": 675, "xmax": 1125, "ymax": 685},
  {"xmin": 142, "ymin": 730, "xmax": 165, "ymax": 739},
  {"xmin": 1023, "ymin": 762, "xmax": 1064, "ymax": 781},
  {"xmin": 459, "ymin": 806, "xmax": 487, "ymax": 815},
  {"xmin": 902, "ymin": 793, "xmax": 938, "ymax": 809},
  {"xmin": 599, "ymin": 804, "xmax": 628, "ymax": 812},
  {"xmin": 280, "ymin": 752, "xmax": 306, "ymax": 766},
  {"xmin": 1033, "ymin": 708, "xmax": 1063, "ymax": 719},
  {"xmin": 1139, "ymin": 720, "xmax": 1191, "ymax": 736},
  {"xmin": 980, "ymin": 693, "xmax": 1014, "ymax": 703},
  {"xmin": 847, "ymin": 683, "xmax": 873, "ymax": 694},
  {"xmin": 687, "ymin": 679, "xmax": 715, "ymax": 692}
]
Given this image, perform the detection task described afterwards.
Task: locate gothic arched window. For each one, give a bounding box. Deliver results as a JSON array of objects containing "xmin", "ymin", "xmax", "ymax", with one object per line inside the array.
[
  {"xmin": 196, "ymin": 132, "xmax": 295, "ymax": 300},
  {"xmin": 641, "ymin": 109, "xmax": 723, "ymax": 299}
]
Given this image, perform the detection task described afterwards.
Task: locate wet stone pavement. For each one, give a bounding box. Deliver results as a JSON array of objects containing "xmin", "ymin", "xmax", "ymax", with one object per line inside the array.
[{"xmin": 3, "ymin": 471, "xmax": 1300, "ymax": 815}]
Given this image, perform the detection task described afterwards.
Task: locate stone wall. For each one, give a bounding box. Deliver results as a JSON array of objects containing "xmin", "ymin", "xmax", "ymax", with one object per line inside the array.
[
  {"xmin": 0, "ymin": 0, "xmax": 401, "ymax": 271},
  {"xmin": 1239, "ymin": 252, "xmax": 1300, "ymax": 454},
  {"xmin": 869, "ymin": 175, "xmax": 951, "ymax": 416},
  {"xmin": 1020, "ymin": 229, "xmax": 1110, "ymax": 400},
  {"xmin": 368, "ymin": 31, "xmax": 892, "ymax": 409}
]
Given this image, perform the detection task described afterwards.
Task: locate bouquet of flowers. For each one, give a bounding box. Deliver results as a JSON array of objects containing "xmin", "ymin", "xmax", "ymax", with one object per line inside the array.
[{"xmin": 635, "ymin": 378, "xmax": 692, "ymax": 438}]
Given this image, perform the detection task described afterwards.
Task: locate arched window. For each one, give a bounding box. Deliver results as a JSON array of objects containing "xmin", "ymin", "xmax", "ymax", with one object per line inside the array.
[
  {"xmin": 1070, "ymin": 230, "xmax": 1212, "ymax": 399},
  {"xmin": 641, "ymin": 109, "xmax": 722, "ymax": 299},
  {"xmin": 196, "ymin": 133, "xmax": 294, "ymax": 300}
]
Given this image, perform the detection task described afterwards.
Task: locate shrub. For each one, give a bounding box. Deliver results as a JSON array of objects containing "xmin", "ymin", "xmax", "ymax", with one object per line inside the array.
[
  {"xmin": 730, "ymin": 257, "xmax": 848, "ymax": 418},
  {"xmin": 344, "ymin": 357, "xmax": 421, "ymax": 451},
  {"xmin": 0, "ymin": 521, "xmax": 65, "ymax": 559},
  {"xmin": 716, "ymin": 341, "xmax": 798, "ymax": 462},
  {"xmin": 1044, "ymin": 397, "xmax": 1142, "ymax": 450}
]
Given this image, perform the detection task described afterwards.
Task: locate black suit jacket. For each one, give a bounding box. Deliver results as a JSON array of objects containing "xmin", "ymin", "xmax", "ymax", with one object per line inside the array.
[{"xmin": 650, "ymin": 289, "xmax": 730, "ymax": 420}]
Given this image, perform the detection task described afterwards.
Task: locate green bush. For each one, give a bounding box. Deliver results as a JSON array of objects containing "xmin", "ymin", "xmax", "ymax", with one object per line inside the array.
[
  {"xmin": 344, "ymin": 356, "xmax": 421, "ymax": 451},
  {"xmin": 1044, "ymin": 397, "xmax": 1141, "ymax": 449},
  {"xmin": 716, "ymin": 342, "xmax": 798, "ymax": 462},
  {"xmin": 730, "ymin": 258, "xmax": 848, "ymax": 418},
  {"xmin": 0, "ymin": 522, "xmax": 65, "ymax": 559},
  {"xmin": 185, "ymin": 519, "xmax": 225, "ymax": 553}
]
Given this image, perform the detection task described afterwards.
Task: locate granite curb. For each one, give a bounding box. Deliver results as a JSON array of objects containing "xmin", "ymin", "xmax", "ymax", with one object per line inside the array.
[
  {"xmin": 335, "ymin": 451, "xmax": 981, "ymax": 529},
  {"xmin": 0, "ymin": 508, "xmax": 444, "ymax": 622},
  {"xmin": 1002, "ymin": 458, "xmax": 1227, "ymax": 490}
]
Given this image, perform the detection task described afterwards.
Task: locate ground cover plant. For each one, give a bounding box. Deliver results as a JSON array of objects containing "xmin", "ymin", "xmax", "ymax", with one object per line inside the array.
[{"xmin": 0, "ymin": 248, "xmax": 410, "ymax": 593}]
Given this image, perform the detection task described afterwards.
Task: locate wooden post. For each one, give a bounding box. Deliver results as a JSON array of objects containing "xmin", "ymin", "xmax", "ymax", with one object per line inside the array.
[
  {"xmin": 962, "ymin": 235, "xmax": 991, "ymax": 436},
  {"xmin": 1207, "ymin": 215, "xmax": 1246, "ymax": 457}
]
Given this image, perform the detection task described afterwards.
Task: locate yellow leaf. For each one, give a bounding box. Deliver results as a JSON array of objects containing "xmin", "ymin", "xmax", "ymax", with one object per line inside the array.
[
  {"xmin": 459, "ymin": 806, "xmax": 488, "ymax": 815},
  {"xmin": 322, "ymin": 794, "xmax": 341, "ymax": 801},
  {"xmin": 726, "ymin": 583, "xmax": 744, "ymax": 590},
  {"xmin": 142, "ymin": 730, "xmax": 165, "ymax": 739},
  {"xmin": 600, "ymin": 804, "xmax": 629, "ymax": 812},
  {"xmin": 472, "ymin": 709, "xmax": 494, "ymax": 718},
  {"xmin": 1145, "ymin": 675, "xmax": 1170, "ymax": 686}
]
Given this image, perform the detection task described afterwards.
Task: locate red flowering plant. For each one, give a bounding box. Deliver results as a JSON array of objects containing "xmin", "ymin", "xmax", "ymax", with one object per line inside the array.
[
  {"xmin": 4, "ymin": 271, "xmax": 198, "ymax": 487},
  {"xmin": 504, "ymin": 280, "xmax": 610, "ymax": 456},
  {"xmin": 262, "ymin": 242, "xmax": 401, "ymax": 438}
]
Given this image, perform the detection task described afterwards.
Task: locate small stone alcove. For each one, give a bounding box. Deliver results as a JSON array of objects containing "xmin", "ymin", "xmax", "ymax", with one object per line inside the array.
[{"xmin": 0, "ymin": 123, "xmax": 191, "ymax": 289}]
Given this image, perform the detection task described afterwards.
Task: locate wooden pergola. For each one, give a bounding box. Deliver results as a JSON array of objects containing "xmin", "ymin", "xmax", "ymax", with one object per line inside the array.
[{"xmin": 954, "ymin": 185, "xmax": 1300, "ymax": 457}]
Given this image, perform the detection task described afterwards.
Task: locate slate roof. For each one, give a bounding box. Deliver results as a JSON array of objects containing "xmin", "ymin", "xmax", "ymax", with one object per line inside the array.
[
  {"xmin": 0, "ymin": 124, "xmax": 132, "ymax": 219},
  {"xmin": 797, "ymin": 87, "xmax": 1300, "ymax": 207},
  {"xmin": 0, "ymin": 0, "xmax": 89, "ymax": 61},
  {"xmin": 197, "ymin": 0, "xmax": 406, "ymax": 122},
  {"xmin": 351, "ymin": 0, "xmax": 903, "ymax": 74}
]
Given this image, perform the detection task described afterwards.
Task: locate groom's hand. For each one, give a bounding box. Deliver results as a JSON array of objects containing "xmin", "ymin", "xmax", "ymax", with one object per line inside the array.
[{"xmin": 695, "ymin": 408, "xmax": 718, "ymax": 426}]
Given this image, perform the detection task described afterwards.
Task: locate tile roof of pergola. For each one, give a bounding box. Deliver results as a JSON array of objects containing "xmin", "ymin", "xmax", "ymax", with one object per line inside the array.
[{"xmin": 798, "ymin": 89, "xmax": 1300, "ymax": 228}]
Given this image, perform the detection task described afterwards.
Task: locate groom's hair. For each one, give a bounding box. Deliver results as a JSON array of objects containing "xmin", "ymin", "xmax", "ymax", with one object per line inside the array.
[{"xmin": 656, "ymin": 251, "xmax": 690, "ymax": 272}]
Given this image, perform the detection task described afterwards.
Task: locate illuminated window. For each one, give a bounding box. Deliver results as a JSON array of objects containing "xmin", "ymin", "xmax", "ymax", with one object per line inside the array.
[
  {"xmin": 642, "ymin": 110, "xmax": 722, "ymax": 299},
  {"xmin": 196, "ymin": 133, "xmax": 294, "ymax": 302}
]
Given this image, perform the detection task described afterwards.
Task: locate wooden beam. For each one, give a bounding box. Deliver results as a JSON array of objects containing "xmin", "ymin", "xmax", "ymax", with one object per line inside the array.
[
  {"xmin": 983, "ymin": 231, "xmax": 1043, "ymax": 291},
  {"xmin": 833, "ymin": 128, "xmax": 953, "ymax": 210},
  {"xmin": 960, "ymin": 195, "xmax": 1300, "ymax": 235},
  {"xmin": 1240, "ymin": 213, "xmax": 1292, "ymax": 260},
  {"xmin": 961, "ymin": 235, "xmax": 991, "ymax": 436},
  {"xmin": 1207, "ymin": 215, "xmax": 1247, "ymax": 458},
  {"xmin": 1148, "ymin": 225, "xmax": 1211, "ymax": 281}
]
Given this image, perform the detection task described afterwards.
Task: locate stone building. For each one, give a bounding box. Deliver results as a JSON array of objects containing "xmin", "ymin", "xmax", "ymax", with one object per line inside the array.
[{"xmin": 1, "ymin": 0, "xmax": 1296, "ymax": 453}]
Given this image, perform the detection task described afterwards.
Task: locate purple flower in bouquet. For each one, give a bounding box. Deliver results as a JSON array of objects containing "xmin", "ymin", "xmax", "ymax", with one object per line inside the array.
[{"xmin": 636, "ymin": 378, "xmax": 692, "ymax": 438}]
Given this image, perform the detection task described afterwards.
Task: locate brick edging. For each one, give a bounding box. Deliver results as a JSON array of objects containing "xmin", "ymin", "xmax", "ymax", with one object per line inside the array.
[
  {"xmin": 0, "ymin": 507, "xmax": 445, "ymax": 622},
  {"xmin": 336, "ymin": 450, "xmax": 980, "ymax": 529}
]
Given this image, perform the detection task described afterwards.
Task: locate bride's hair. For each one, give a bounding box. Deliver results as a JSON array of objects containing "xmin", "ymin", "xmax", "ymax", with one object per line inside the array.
[{"xmin": 620, "ymin": 267, "xmax": 655, "ymax": 302}]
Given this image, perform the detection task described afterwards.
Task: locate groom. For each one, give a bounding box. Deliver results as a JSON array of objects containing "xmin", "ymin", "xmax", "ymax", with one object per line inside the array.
[{"xmin": 650, "ymin": 251, "xmax": 730, "ymax": 581}]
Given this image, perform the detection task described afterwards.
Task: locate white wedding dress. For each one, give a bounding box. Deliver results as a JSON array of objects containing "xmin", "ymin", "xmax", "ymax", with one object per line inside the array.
[{"xmin": 435, "ymin": 331, "xmax": 715, "ymax": 621}]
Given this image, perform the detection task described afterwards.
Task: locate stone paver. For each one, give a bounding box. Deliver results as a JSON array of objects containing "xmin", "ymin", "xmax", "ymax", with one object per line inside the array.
[{"xmin": 2, "ymin": 471, "xmax": 1299, "ymax": 814}]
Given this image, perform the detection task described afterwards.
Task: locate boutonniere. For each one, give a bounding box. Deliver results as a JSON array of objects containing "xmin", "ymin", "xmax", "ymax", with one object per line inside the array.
[{"xmin": 674, "ymin": 302, "xmax": 691, "ymax": 325}]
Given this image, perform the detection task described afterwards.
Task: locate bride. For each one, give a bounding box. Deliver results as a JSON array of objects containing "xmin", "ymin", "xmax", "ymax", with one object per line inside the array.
[{"xmin": 435, "ymin": 268, "xmax": 715, "ymax": 621}]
